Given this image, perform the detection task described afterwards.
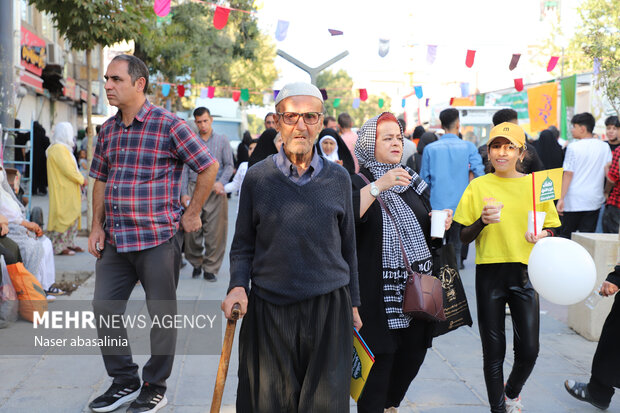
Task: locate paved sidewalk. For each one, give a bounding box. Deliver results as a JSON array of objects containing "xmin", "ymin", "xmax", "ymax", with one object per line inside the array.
[{"xmin": 0, "ymin": 195, "xmax": 617, "ymax": 412}]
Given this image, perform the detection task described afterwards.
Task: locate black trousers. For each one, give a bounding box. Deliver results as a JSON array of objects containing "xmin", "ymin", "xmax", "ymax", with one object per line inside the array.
[
  {"xmin": 357, "ymin": 321, "xmax": 430, "ymax": 413},
  {"xmin": 476, "ymin": 263, "xmax": 540, "ymax": 413},
  {"xmin": 588, "ymin": 292, "xmax": 620, "ymax": 404},
  {"xmin": 236, "ymin": 286, "xmax": 353, "ymax": 413},
  {"xmin": 560, "ymin": 209, "xmax": 600, "ymax": 238},
  {"xmin": 602, "ymin": 204, "xmax": 620, "ymax": 234},
  {"xmin": 92, "ymin": 231, "xmax": 183, "ymax": 393},
  {"xmin": 446, "ymin": 223, "xmax": 463, "ymax": 266}
]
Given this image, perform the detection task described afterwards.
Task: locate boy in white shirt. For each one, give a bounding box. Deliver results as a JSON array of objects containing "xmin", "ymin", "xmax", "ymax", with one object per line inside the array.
[{"xmin": 558, "ymin": 112, "xmax": 612, "ymax": 237}]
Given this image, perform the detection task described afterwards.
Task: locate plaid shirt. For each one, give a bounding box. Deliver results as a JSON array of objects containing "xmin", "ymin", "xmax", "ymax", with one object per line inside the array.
[
  {"xmin": 607, "ymin": 146, "xmax": 620, "ymax": 208},
  {"xmin": 89, "ymin": 100, "xmax": 216, "ymax": 252}
]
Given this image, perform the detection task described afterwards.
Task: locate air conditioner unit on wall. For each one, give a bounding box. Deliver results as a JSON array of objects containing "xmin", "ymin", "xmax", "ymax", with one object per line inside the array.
[{"xmin": 47, "ymin": 43, "xmax": 64, "ymax": 67}]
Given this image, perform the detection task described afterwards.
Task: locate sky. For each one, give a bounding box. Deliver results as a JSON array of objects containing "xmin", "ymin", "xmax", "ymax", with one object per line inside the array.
[{"xmin": 255, "ymin": 0, "xmax": 583, "ymax": 111}]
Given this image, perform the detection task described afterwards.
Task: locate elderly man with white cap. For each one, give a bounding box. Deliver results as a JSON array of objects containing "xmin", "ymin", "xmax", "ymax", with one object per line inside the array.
[{"xmin": 222, "ymin": 82, "xmax": 362, "ymax": 412}]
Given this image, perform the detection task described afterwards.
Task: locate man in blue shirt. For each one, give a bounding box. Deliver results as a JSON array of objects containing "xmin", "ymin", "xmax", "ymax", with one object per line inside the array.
[{"xmin": 420, "ymin": 108, "xmax": 484, "ymax": 268}]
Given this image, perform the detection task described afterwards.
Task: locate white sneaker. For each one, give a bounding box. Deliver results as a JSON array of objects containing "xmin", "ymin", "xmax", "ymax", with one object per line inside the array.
[{"xmin": 505, "ymin": 395, "xmax": 523, "ymax": 413}]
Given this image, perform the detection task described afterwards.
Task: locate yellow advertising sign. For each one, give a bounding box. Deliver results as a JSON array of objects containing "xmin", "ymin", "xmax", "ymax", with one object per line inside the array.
[
  {"xmin": 532, "ymin": 168, "xmax": 563, "ymax": 204},
  {"xmin": 527, "ymin": 82, "xmax": 558, "ymax": 133},
  {"xmin": 351, "ymin": 328, "xmax": 375, "ymax": 402}
]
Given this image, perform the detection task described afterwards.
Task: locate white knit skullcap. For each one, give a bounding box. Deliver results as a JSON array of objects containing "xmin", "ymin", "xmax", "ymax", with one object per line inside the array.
[{"xmin": 275, "ymin": 82, "xmax": 324, "ymax": 106}]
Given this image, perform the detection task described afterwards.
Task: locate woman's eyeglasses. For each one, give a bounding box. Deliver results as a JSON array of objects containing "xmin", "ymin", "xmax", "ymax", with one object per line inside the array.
[{"xmin": 277, "ymin": 112, "xmax": 323, "ymax": 125}]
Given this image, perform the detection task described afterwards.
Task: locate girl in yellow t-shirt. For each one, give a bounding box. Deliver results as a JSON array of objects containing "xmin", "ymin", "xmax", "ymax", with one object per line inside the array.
[{"xmin": 454, "ymin": 122, "xmax": 561, "ymax": 413}]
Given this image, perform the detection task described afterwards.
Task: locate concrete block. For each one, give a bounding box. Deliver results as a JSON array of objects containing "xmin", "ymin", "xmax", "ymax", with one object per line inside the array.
[{"xmin": 568, "ymin": 233, "xmax": 618, "ymax": 341}]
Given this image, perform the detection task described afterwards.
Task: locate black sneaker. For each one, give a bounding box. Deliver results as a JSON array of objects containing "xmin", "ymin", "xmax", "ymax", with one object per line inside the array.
[
  {"xmin": 88, "ymin": 381, "xmax": 140, "ymax": 412},
  {"xmin": 564, "ymin": 379, "xmax": 610, "ymax": 410},
  {"xmin": 126, "ymin": 383, "xmax": 167, "ymax": 413},
  {"xmin": 203, "ymin": 271, "xmax": 217, "ymax": 282},
  {"xmin": 191, "ymin": 267, "xmax": 201, "ymax": 278}
]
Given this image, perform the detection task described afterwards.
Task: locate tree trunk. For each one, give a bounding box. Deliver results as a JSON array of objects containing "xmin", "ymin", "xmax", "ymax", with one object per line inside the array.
[{"xmin": 86, "ymin": 49, "xmax": 94, "ymax": 233}]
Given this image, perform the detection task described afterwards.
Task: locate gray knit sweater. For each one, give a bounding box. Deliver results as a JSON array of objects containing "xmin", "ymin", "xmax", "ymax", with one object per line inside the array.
[{"xmin": 229, "ymin": 156, "xmax": 361, "ymax": 306}]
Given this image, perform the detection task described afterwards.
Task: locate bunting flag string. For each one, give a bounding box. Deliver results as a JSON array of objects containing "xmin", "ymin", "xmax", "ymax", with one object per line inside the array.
[
  {"xmin": 359, "ymin": 89, "xmax": 368, "ymax": 101},
  {"xmin": 509, "ymin": 53, "xmax": 521, "ymax": 71},
  {"xmin": 161, "ymin": 83, "xmax": 170, "ymax": 97},
  {"xmin": 177, "ymin": 84, "xmax": 185, "ymax": 97},
  {"xmin": 414, "ymin": 86, "xmax": 423, "ymax": 99},
  {"xmin": 460, "ymin": 82, "xmax": 470, "ymax": 97},
  {"xmin": 207, "ymin": 86, "xmax": 215, "ymax": 98},
  {"xmin": 352, "ymin": 98, "xmax": 360, "ymax": 109},
  {"xmin": 465, "ymin": 49, "xmax": 476, "ymax": 68},
  {"xmin": 240, "ymin": 88, "xmax": 250, "ymax": 102},
  {"xmin": 514, "ymin": 78, "xmax": 524, "ymax": 92},
  {"xmin": 328, "ymin": 29, "xmax": 344, "ymax": 36},
  {"xmin": 153, "ymin": 0, "xmax": 171, "ymax": 17},
  {"xmin": 426, "ymin": 45, "xmax": 437, "ymax": 65},
  {"xmin": 401, "ymin": 98, "xmax": 406, "ymax": 108},
  {"xmin": 320, "ymin": 89, "xmax": 328, "ymax": 100},
  {"xmin": 333, "ymin": 98, "xmax": 341, "ymax": 108},
  {"xmin": 232, "ymin": 90, "xmax": 241, "ymax": 102},
  {"xmin": 213, "ymin": 6, "xmax": 231, "ymax": 30},
  {"xmin": 547, "ymin": 56, "xmax": 559, "ymax": 72},
  {"xmin": 275, "ymin": 20, "xmax": 289, "ymax": 41},
  {"xmin": 378, "ymin": 39, "xmax": 390, "ymax": 58}
]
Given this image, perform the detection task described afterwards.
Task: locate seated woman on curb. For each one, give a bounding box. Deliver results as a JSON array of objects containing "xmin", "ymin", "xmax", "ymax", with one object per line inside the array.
[{"xmin": 0, "ymin": 167, "xmax": 58, "ymax": 297}]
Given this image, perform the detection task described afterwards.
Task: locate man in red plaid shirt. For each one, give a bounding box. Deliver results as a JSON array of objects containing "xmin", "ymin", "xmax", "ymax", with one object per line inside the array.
[{"xmin": 87, "ymin": 55, "xmax": 218, "ymax": 413}]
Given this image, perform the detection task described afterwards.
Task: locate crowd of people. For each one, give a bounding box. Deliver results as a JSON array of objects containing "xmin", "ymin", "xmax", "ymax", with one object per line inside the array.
[{"xmin": 3, "ymin": 53, "xmax": 619, "ymax": 413}]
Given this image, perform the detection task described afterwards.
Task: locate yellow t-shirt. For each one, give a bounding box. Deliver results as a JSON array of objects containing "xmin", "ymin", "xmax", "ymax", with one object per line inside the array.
[{"xmin": 454, "ymin": 173, "xmax": 561, "ymax": 265}]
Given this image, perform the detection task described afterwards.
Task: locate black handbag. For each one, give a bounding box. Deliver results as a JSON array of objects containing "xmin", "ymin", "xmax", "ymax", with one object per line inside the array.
[
  {"xmin": 431, "ymin": 243, "xmax": 473, "ymax": 337},
  {"xmin": 357, "ymin": 173, "xmax": 445, "ymax": 322}
]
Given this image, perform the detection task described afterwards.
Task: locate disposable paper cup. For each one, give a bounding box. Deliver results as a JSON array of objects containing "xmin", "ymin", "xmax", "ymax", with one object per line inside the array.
[
  {"xmin": 484, "ymin": 198, "xmax": 502, "ymax": 222},
  {"xmin": 528, "ymin": 211, "xmax": 546, "ymax": 234},
  {"xmin": 430, "ymin": 210, "xmax": 448, "ymax": 239}
]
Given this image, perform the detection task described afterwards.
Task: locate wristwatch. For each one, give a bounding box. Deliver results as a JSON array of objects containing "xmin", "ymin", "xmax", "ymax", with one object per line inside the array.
[{"xmin": 370, "ymin": 182, "xmax": 380, "ymax": 197}]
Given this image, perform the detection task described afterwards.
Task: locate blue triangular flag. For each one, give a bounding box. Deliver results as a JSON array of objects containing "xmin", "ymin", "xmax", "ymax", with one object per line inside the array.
[
  {"xmin": 414, "ymin": 86, "xmax": 423, "ymax": 99},
  {"xmin": 276, "ymin": 20, "xmax": 289, "ymax": 41},
  {"xmin": 161, "ymin": 84, "xmax": 170, "ymax": 97}
]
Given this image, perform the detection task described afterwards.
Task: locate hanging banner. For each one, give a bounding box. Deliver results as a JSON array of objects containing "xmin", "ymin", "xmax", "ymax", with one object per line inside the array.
[
  {"xmin": 495, "ymin": 92, "xmax": 528, "ymax": 119},
  {"xmin": 476, "ymin": 94, "xmax": 486, "ymax": 106},
  {"xmin": 527, "ymin": 82, "xmax": 558, "ymax": 133},
  {"xmin": 213, "ymin": 6, "xmax": 231, "ymax": 30},
  {"xmin": 451, "ymin": 97, "xmax": 474, "ymax": 106},
  {"xmin": 275, "ymin": 20, "xmax": 289, "ymax": 41}
]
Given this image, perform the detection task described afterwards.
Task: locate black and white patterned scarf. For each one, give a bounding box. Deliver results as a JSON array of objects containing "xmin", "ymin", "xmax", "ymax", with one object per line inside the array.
[{"xmin": 355, "ymin": 113, "xmax": 433, "ymax": 329}]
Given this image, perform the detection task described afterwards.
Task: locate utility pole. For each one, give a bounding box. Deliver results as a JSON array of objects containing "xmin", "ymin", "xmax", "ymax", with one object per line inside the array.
[
  {"xmin": 0, "ymin": 1, "xmax": 15, "ymax": 129},
  {"xmin": 276, "ymin": 50, "xmax": 349, "ymax": 85}
]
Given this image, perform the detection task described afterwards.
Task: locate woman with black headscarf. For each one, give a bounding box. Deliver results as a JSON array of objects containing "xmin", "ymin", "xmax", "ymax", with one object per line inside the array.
[
  {"xmin": 236, "ymin": 130, "xmax": 253, "ymax": 168},
  {"xmin": 533, "ymin": 129, "xmax": 564, "ymax": 170},
  {"xmin": 248, "ymin": 128, "xmax": 278, "ymax": 167},
  {"xmin": 406, "ymin": 131, "xmax": 437, "ymax": 174},
  {"xmin": 32, "ymin": 121, "xmax": 50, "ymax": 195},
  {"xmin": 315, "ymin": 128, "xmax": 355, "ymax": 174}
]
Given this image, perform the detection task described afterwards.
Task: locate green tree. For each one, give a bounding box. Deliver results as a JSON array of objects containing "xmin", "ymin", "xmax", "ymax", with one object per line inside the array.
[
  {"xmin": 317, "ymin": 69, "xmax": 391, "ymax": 128},
  {"xmin": 134, "ymin": 1, "xmax": 277, "ymax": 108},
  {"xmin": 574, "ymin": 0, "xmax": 620, "ymax": 115},
  {"xmin": 246, "ymin": 114, "xmax": 264, "ymax": 136}
]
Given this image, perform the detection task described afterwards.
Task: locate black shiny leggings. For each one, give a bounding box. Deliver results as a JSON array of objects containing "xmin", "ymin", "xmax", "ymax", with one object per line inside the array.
[{"xmin": 476, "ymin": 263, "xmax": 540, "ymax": 413}]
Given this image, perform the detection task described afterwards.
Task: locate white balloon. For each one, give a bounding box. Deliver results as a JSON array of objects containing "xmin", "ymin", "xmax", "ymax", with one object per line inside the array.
[{"xmin": 527, "ymin": 237, "xmax": 596, "ymax": 305}]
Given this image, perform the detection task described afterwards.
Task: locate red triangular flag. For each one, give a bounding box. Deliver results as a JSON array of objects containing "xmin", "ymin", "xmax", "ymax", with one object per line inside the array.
[
  {"xmin": 177, "ymin": 84, "xmax": 185, "ymax": 97},
  {"xmin": 207, "ymin": 86, "xmax": 215, "ymax": 98},
  {"xmin": 514, "ymin": 78, "xmax": 524, "ymax": 92},
  {"xmin": 359, "ymin": 88, "xmax": 368, "ymax": 101},
  {"xmin": 232, "ymin": 90, "xmax": 241, "ymax": 102},
  {"xmin": 509, "ymin": 53, "xmax": 521, "ymax": 71},
  {"xmin": 547, "ymin": 56, "xmax": 559, "ymax": 72},
  {"xmin": 213, "ymin": 6, "xmax": 230, "ymax": 30},
  {"xmin": 465, "ymin": 50, "xmax": 476, "ymax": 68}
]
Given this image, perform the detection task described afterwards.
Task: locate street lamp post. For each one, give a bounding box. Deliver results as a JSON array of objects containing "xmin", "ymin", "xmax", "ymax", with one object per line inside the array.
[{"xmin": 276, "ymin": 50, "xmax": 349, "ymax": 86}]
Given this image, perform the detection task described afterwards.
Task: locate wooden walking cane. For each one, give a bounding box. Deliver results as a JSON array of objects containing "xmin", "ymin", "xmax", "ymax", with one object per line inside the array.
[{"xmin": 210, "ymin": 302, "xmax": 241, "ymax": 413}]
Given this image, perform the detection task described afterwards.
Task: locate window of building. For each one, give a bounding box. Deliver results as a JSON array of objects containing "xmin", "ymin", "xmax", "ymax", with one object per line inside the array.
[
  {"xmin": 20, "ymin": 0, "xmax": 33, "ymax": 25},
  {"xmin": 41, "ymin": 12, "xmax": 57, "ymax": 42}
]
